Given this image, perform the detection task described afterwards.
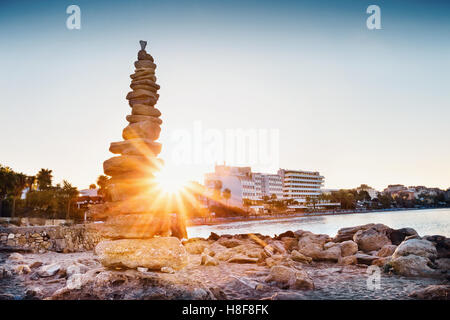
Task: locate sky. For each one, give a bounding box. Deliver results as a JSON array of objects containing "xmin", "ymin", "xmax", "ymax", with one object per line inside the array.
[{"xmin": 0, "ymin": 0, "xmax": 449, "ymax": 191}]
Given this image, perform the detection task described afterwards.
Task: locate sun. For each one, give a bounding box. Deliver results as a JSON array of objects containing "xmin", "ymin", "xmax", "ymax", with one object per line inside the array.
[{"xmin": 154, "ymin": 165, "xmax": 188, "ymax": 195}]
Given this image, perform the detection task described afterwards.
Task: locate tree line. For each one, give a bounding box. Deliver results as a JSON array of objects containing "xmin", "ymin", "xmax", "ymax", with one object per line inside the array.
[{"xmin": 0, "ymin": 164, "xmax": 80, "ymax": 220}]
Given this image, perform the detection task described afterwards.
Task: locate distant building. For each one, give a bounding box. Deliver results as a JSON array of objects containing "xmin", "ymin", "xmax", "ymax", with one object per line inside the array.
[
  {"xmin": 384, "ymin": 185, "xmax": 444, "ymax": 200},
  {"xmin": 321, "ymin": 188, "xmax": 339, "ymax": 195},
  {"xmin": 391, "ymin": 190, "xmax": 415, "ymax": 201},
  {"xmin": 445, "ymin": 188, "xmax": 450, "ymax": 201},
  {"xmin": 383, "ymin": 184, "xmax": 407, "ymax": 194},
  {"xmin": 278, "ymin": 169, "xmax": 324, "ymax": 204},
  {"xmin": 205, "ymin": 166, "xmax": 258, "ymax": 207},
  {"xmin": 253, "ymin": 173, "xmax": 283, "ymax": 199},
  {"xmin": 79, "ymin": 189, "xmax": 99, "ymax": 197},
  {"xmin": 77, "ymin": 188, "xmax": 102, "ymax": 209},
  {"xmin": 204, "ymin": 165, "xmax": 325, "ymax": 207}
]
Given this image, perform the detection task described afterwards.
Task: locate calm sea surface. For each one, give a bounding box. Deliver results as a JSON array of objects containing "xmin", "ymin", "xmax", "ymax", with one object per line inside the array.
[{"xmin": 187, "ymin": 208, "xmax": 450, "ymax": 238}]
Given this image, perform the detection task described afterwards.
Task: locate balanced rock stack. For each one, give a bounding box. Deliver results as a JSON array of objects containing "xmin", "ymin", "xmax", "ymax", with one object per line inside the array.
[{"xmin": 90, "ymin": 41, "xmax": 188, "ymax": 271}]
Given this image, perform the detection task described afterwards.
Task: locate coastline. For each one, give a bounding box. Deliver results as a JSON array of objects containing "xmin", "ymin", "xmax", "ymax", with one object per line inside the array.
[
  {"xmin": 186, "ymin": 206, "xmax": 445, "ymax": 227},
  {"xmin": 1, "ymin": 221, "xmax": 449, "ymax": 300}
]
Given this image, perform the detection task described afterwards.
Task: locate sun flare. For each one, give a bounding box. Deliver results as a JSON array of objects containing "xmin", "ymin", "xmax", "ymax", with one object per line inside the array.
[{"xmin": 154, "ymin": 165, "xmax": 188, "ymax": 195}]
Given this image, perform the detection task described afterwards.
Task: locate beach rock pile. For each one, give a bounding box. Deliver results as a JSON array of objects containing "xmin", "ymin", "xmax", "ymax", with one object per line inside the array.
[
  {"xmin": 2, "ymin": 224, "xmax": 449, "ymax": 300},
  {"xmin": 195, "ymin": 225, "xmax": 449, "ymax": 282},
  {"xmin": 88, "ymin": 41, "xmax": 187, "ymax": 271}
]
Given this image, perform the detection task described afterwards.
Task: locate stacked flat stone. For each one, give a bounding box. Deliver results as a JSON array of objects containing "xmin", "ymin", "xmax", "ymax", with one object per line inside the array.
[{"xmin": 91, "ymin": 41, "xmax": 187, "ymax": 241}]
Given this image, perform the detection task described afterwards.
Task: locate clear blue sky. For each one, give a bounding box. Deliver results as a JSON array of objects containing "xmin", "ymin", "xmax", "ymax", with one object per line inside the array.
[{"xmin": 0, "ymin": 0, "xmax": 449, "ymax": 191}]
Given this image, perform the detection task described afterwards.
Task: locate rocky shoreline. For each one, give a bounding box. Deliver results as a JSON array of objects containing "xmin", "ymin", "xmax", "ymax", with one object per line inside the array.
[{"xmin": 0, "ymin": 223, "xmax": 449, "ymax": 300}]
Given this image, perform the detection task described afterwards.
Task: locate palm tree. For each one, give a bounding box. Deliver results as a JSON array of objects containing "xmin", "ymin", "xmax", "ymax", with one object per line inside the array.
[
  {"xmin": 222, "ymin": 188, "xmax": 231, "ymax": 205},
  {"xmin": 212, "ymin": 180, "xmax": 222, "ymax": 202},
  {"xmin": 96, "ymin": 175, "xmax": 110, "ymax": 199},
  {"xmin": 0, "ymin": 165, "xmax": 15, "ymax": 217},
  {"xmin": 36, "ymin": 168, "xmax": 53, "ymax": 190},
  {"xmin": 62, "ymin": 180, "xmax": 78, "ymax": 220},
  {"xmin": 11, "ymin": 173, "xmax": 28, "ymax": 217}
]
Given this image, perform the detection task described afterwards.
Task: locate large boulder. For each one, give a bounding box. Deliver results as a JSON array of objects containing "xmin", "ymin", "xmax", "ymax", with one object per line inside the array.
[
  {"xmin": 290, "ymin": 250, "xmax": 312, "ymax": 264},
  {"xmin": 265, "ymin": 265, "xmax": 314, "ymax": 290},
  {"xmin": 340, "ymin": 255, "xmax": 357, "ymax": 265},
  {"xmin": 296, "ymin": 233, "xmax": 341, "ymax": 262},
  {"xmin": 409, "ymin": 285, "xmax": 450, "ymax": 300},
  {"xmin": 339, "ymin": 240, "xmax": 358, "ymax": 257},
  {"xmin": 389, "ymin": 228, "xmax": 419, "ymax": 245},
  {"xmin": 354, "ymin": 253, "xmax": 379, "ymax": 265},
  {"xmin": 94, "ymin": 237, "xmax": 188, "ymax": 270},
  {"xmin": 390, "ymin": 255, "xmax": 437, "ymax": 277},
  {"xmin": 183, "ymin": 238, "xmax": 210, "ymax": 254},
  {"xmin": 333, "ymin": 224, "xmax": 376, "ymax": 242},
  {"xmin": 392, "ymin": 239, "xmax": 437, "ymax": 260},
  {"xmin": 297, "ymin": 232, "xmax": 331, "ymax": 246},
  {"xmin": 353, "ymin": 224, "xmax": 392, "ymax": 252},
  {"xmin": 297, "ymin": 241, "xmax": 341, "ymax": 262},
  {"xmin": 377, "ymin": 244, "xmax": 397, "ymax": 257},
  {"xmin": 275, "ymin": 231, "xmax": 296, "ymax": 239},
  {"xmin": 280, "ymin": 237, "xmax": 298, "ymax": 252},
  {"xmin": 423, "ymin": 235, "xmax": 450, "ymax": 259},
  {"xmin": 271, "ymin": 239, "xmax": 288, "ymax": 252},
  {"xmin": 212, "ymin": 242, "xmax": 265, "ymax": 263},
  {"xmin": 372, "ymin": 256, "xmax": 392, "ymax": 267},
  {"xmin": 390, "ymin": 239, "xmax": 440, "ymax": 277},
  {"xmin": 296, "ymin": 242, "xmax": 322, "ymax": 259},
  {"xmin": 319, "ymin": 246, "xmax": 341, "ymax": 262}
]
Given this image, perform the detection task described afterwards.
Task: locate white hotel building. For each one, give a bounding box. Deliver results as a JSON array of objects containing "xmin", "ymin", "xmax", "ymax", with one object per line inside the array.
[
  {"xmin": 278, "ymin": 169, "xmax": 324, "ymax": 203},
  {"xmin": 204, "ymin": 166, "xmax": 258, "ymax": 207},
  {"xmin": 204, "ymin": 165, "xmax": 323, "ymax": 207}
]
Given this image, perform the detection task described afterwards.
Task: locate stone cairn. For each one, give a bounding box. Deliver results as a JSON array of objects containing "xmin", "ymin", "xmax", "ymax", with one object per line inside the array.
[{"xmin": 90, "ymin": 41, "xmax": 188, "ymax": 270}]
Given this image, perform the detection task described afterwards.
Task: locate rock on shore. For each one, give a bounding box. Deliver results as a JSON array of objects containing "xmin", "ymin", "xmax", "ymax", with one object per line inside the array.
[
  {"xmin": 95, "ymin": 237, "xmax": 188, "ymax": 270},
  {"xmin": 1, "ymin": 224, "xmax": 449, "ymax": 300}
]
